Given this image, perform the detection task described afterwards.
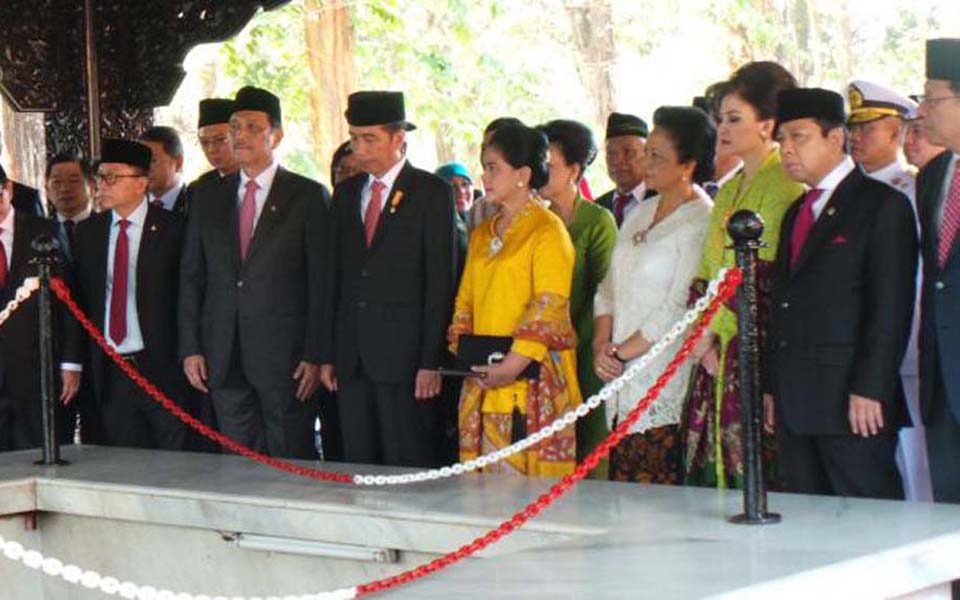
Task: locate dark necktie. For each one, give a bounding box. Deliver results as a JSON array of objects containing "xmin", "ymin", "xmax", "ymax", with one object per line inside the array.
[
  {"xmin": 109, "ymin": 219, "xmax": 130, "ymax": 346},
  {"xmin": 63, "ymin": 220, "xmax": 76, "ymax": 252},
  {"xmin": 613, "ymin": 193, "xmax": 631, "ymax": 227},
  {"xmin": 364, "ymin": 180, "xmax": 386, "ymax": 246}
]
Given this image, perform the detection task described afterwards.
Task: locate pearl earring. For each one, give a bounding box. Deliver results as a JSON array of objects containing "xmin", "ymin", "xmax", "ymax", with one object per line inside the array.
[{"xmin": 516, "ymin": 181, "xmax": 524, "ymax": 189}]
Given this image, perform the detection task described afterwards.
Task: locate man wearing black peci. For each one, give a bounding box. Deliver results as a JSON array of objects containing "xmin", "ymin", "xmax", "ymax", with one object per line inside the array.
[
  {"xmin": 321, "ymin": 91, "xmax": 457, "ymax": 468},
  {"xmin": 73, "ymin": 139, "xmax": 190, "ymax": 450},
  {"xmin": 180, "ymin": 86, "xmax": 330, "ymax": 459},
  {"xmin": 764, "ymin": 88, "xmax": 918, "ymax": 499},
  {"xmin": 594, "ymin": 112, "xmax": 652, "ymax": 228}
]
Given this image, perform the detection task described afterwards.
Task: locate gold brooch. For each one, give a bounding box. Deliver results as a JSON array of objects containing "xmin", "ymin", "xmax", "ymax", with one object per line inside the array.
[
  {"xmin": 632, "ymin": 229, "xmax": 649, "ymax": 246},
  {"xmin": 389, "ymin": 190, "xmax": 404, "ymax": 214}
]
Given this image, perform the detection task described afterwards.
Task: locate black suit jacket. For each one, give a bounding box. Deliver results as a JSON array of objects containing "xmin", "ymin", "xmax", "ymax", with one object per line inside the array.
[
  {"xmin": 766, "ymin": 167, "xmax": 918, "ymax": 435},
  {"xmin": 12, "ymin": 181, "xmax": 44, "ymax": 217},
  {"xmin": 917, "ymin": 150, "xmax": 960, "ymax": 422},
  {"xmin": 0, "ymin": 212, "xmax": 83, "ymax": 395},
  {"xmin": 179, "ymin": 166, "xmax": 330, "ymax": 388},
  {"xmin": 73, "ymin": 204, "xmax": 186, "ymax": 403},
  {"xmin": 326, "ymin": 162, "xmax": 456, "ymax": 383}
]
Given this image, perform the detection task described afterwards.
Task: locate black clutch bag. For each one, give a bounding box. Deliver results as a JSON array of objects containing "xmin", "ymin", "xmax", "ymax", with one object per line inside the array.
[{"xmin": 456, "ymin": 334, "xmax": 541, "ymax": 380}]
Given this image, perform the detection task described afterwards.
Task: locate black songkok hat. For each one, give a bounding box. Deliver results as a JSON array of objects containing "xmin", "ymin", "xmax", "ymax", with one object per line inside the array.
[
  {"xmin": 233, "ymin": 86, "xmax": 282, "ymax": 125},
  {"xmin": 345, "ymin": 91, "xmax": 416, "ymax": 130},
  {"xmin": 198, "ymin": 98, "xmax": 236, "ymax": 128},
  {"xmin": 926, "ymin": 39, "xmax": 960, "ymax": 81},
  {"xmin": 605, "ymin": 112, "xmax": 649, "ymax": 140},
  {"xmin": 775, "ymin": 88, "xmax": 846, "ymax": 132},
  {"xmin": 99, "ymin": 138, "xmax": 152, "ymax": 171}
]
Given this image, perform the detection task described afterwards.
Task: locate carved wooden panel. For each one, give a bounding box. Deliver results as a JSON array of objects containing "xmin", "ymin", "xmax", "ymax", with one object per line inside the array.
[{"xmin": 0, "ymin": 0, "xmax": 290, "ymax": 154}]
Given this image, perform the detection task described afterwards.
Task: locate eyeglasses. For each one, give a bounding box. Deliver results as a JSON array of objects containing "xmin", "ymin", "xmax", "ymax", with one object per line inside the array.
[
  {"xmin": 916, "ymin": 94, "xmax": 958, "ymax": 105},
  {"xmin": 95, "ymin": 173, "xmax": 144, "ymax": 186},
  {"xmin": 198, "ymin": 135, "xmax": 230, "ymax": 150}
]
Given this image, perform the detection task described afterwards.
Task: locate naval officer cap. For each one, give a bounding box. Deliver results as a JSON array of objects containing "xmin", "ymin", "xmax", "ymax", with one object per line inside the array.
[
  {"xmin": 198, "ymin": 98, "xmax": 236, "ymax": 128},
  {"xmin": 847, "ymin": 81, "xmax": 917, "ymax": 124},
  {"xmin": 98, "ymin": 138, "xmax": 153, "ymax": 172},
  {"xmin": 927, "ymin": 38, "xmax": 960, "ymax": 81},
  {"xmin": 345, "ymin": 91, "xmax": 417, "ymax": 131}
]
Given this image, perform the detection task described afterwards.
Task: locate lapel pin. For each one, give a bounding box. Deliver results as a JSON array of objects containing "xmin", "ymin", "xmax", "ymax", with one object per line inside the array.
[
  {"xmin": 149, "ymin": 225, "xmax": 157, "ymax": 232},
  {"xmin": 389, "ymin": 190, "xmax": 404, "ymax": 214},
  {"xmin": 270, "ymin": 205, "xmax": 277, "ymax": 213},
  {"xmin": 826, "ymin": 207, "xmax": 836, "ymax": 217}
]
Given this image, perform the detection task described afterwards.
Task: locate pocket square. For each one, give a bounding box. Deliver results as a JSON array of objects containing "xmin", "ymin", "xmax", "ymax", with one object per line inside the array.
[{"xmin": 830, "ymin": 235, "xmax": 848, "ymax": 244}]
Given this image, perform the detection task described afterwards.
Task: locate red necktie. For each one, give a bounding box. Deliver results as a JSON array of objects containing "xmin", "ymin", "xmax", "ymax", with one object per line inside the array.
[
  {"xmin": 364, "ymin": 180, "xmax": 386, "ymax": 246},
  {"xmin": 238, "ymin": 179, "xmax": 259, "ymax": 260},
  {"xmin": 0, "ymin": 228, "xmax": 7, "ymax": 289},
  {"xmin": 613, "ymin": 193, "xmax": 631, "ymax": 227},
  {"xmin": 790, "ymin": 188, "xmax": 824, "ymax": 268},
  {"xmin": 938, "ymin": 160, "xmax": 960, "ymax": 267},
  {"xmin": 109, "ymin": 219, "xmax": 130, "ymax": 346}
]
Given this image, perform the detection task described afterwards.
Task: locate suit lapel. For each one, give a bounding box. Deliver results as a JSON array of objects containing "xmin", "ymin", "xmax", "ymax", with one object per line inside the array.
[
  {"xmin": 136, "ymin": 205, "xmax": 161, "ymax": 326},
  {"xmin": 8, "ymin": 213, "xmax": 34, "ymax": 287},
  {"xmin": 90, "ymin": 214, "xmax": 112, "ymax": 329},
  {"xmin": 243, "ymin": 167, "xmax": 286, "ymax": 265},
  {"xmin": 218, "ymin": 173, "xmax": 242, "ymax": 275},
  {"xmin": 369, "ymin": 162, "xmax": 413, "ymax": 251},
  {"xmin": 790, "ymin": 170, "xmax": 860, "ymax": 277}
]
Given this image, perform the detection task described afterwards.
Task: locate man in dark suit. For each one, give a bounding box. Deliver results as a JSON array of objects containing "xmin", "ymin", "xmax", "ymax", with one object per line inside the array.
[
  {"xmin": 45, "ymin": 151, "xmax": 95, "ymax": 260},
  {"xmin": 594, "ymin": 112, "xmax": 651, "ymax": 228},
  {"xmin": 140, "ymin": 126, "xmax": 190, "ymax": 216},
  {"xmin": 45, "ymin": 150, "xmax": 97, "ymax": 442},
  {"xmin": 190, "ymin": 98, "xmax": 239, "ymax": 196},
  {"xmin": 180, "ymin": 86, "xmax": 330, "ymax": 459},
  {"xmin": 764, "ymin": 88, "xmax": 918, "ymax": 499},
  {"xmin": 916, "ymin": 38, "xmax": 960, "ymax": 504},
  {"xmin": 0, "ymin": 164, "xmax": 83, "ymax": 450},
  {"xmin": 320, "ymin": 91, "xmax": 456, "ymax": 468},
  {"xmin": 72, "ymin": 139, "xmax": 189, "ymax": 449}
]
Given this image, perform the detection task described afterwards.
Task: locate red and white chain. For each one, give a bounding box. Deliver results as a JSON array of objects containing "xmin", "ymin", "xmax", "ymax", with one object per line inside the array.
[
  {"xmin": 0, "ymin": 277, "xmax": 39, "ymax": 328},
  {"xmin": 352, "ymin": 268, "xmax": 729, "ymax": 486}
]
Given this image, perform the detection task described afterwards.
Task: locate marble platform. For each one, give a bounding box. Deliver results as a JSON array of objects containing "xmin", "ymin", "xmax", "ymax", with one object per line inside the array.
[{"xmin": 1, "ymin": 446, "xmax": 959, "ymax": 599}]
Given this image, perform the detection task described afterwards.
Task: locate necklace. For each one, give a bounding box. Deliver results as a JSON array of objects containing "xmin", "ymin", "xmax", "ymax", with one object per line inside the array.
[
  {"xmin": 488, "ymin": 197, "xmax": 535, "ymax": 257},
  {"xmin": 632, "ymin": 193, "xmax": 695, "ymax": 246}
]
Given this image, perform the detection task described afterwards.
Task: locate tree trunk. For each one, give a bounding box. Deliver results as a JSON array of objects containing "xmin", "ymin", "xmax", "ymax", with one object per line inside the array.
[
  {"xmin": 304, "ymin": 0, "xmax": 356, "ymax": 187},
  {"xmin": 566, "ymin": 0, "xmax": 617, "ymax": 130}
]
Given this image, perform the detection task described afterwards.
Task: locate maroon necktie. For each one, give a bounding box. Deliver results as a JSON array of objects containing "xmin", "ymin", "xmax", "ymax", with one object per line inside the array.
[
  {"xmin": 789, "ymin": 188, "xmax": 824, "ymax": 268},
  {"xmin": 238, "ymin": 180, "xmax": 259, "ymax": 260},
  {"xmin": 613, "ymin": 193, "xmax": 631, "ymax": 227},
  {"xmin": 364, "ymin": 180, "xmax": 386, "ymax": 246},
  {"xmin": 938, "ymin": 160, "xmax": 960, "ymax": 267},
  {"xmin": 109, "ymin": 219, "xmax": 130, "ymax": 346},
  {"xmin": 0, "ymin": 228, "xmax": 7, "ymax": 289}
]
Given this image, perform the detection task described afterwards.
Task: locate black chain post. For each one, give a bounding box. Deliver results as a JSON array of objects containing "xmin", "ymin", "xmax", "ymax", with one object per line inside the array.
[
  {"xmin": 727, "ymin": 210, "xmax": 779, "ymax": 525},
  {"xmin": 30, "ymin": 235, "xmax": 68, "ymax": 466}
]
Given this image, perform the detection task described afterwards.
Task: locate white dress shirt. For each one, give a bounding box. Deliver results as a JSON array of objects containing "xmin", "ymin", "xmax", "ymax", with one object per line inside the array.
[
  {"xmin": 361, "ymin": 159, "xmax": 406, "ymax": 220},
  {"xmin": 56, "ymin": 206, "xmax": 92, "ymax": 225},
  {"xmin": 811, "ymin": 155, "xmax": 856, "ymax": 220},
  {"xmin": 237, "ymin": 160, "xmax": 280, "ymax": 231},
  {"xmin": 150, "ymin": 181, "xmax": 184, "ymax": 212},
  {"xmin": 104, "ymin": 199, "xmax": 148, "ymax": 354},
  {"xmin": 594, "ymin": 186, "xmax": 713, "ymax": 434}
]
